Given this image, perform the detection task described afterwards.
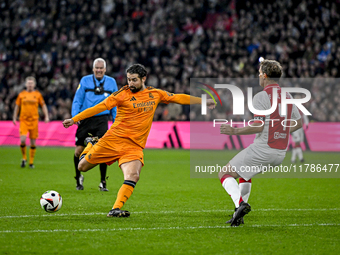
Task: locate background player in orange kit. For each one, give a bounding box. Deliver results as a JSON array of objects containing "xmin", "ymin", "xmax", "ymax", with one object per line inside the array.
[
  {"xmin": 63, "ymin": 64, "xmax": 216, "ymax": 217},
  {"xmin": 13, "ymin": 76, "xmax": 49, "ymax": 168}
]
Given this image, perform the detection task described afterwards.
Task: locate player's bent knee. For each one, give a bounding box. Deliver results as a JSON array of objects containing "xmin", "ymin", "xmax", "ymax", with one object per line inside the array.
[
  {"xmin": 218, "ymin": 163, "xmax": 239, "ymax": 179},
  {"xmin": 123, "ymin": 167, "xmax": 140, "ymax": 182},
  {"xmin": 78, "ymin": 163, "xmax": 88, "ymax": 172},
  {"xmin": 126, "ymin": 173, "xmax": 140, "ymax": 183},
  {"xmin": 120, "ymin": 160, "xmax": 142, "ymax": 183},
  {"xmin": 78, "ymin": 159, "xmax": 96, "ymax": 172}
]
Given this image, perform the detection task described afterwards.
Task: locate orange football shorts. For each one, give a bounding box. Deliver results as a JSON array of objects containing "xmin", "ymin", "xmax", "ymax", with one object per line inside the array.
[
  {"xmin": 82, "ymin": 134, "xmax": 144, "ymax": 167},
  {"xmin": 19, "ymin": 119, "xmax": 39, "ymax": 139}
]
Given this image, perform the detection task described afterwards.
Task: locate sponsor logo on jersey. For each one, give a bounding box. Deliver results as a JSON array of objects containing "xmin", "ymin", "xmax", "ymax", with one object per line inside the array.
[
  {"xmin": 133, "ymin": 101, "xmax": 155, "ymax": 108},
  {"xmin": 274, "ymin": 132, "xmax": 287, "ymax": 139},
  {"xmin": 130, "ymin": 96, "xmax": 137, "ymax": 101},
  {"xmin": 254, "ymin": 116, "xmax": 265, "ymax": 121},
  {"xmin": 133, "ymin": 101, "xmax": 156, "ymax": 113},
  {"xmin": 149, "ymin": 93, "xmax": 154, "ymax": 99}
]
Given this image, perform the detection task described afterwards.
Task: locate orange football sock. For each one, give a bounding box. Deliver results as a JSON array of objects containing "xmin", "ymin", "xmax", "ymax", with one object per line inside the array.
[
  {"xmin": 29, "ymin": 146, "xmax": 36, "ymax": 164},
  {"xmin": 113, "ymin": 180, "xmax": 136, "ymax": 209},
  {"xmin": 20, "ymin": 143, "xmax": 27, "ymax": 160}
]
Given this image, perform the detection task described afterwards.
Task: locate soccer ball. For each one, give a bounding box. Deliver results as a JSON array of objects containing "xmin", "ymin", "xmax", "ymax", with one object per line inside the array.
[{"xmin": 40, "ymin": 190, "xmax": 62, "ymax": 213}]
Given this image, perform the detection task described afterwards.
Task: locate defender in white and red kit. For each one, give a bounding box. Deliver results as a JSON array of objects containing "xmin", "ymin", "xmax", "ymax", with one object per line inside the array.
[{"xmin": 219, "ymin": 60, "xmax": 303, "ymax": 226}]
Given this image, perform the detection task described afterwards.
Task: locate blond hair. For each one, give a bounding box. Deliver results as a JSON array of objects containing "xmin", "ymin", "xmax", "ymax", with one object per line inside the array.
[{"xmin": 25, "ymin": 76, "xmax": 36, "ymax": 84}]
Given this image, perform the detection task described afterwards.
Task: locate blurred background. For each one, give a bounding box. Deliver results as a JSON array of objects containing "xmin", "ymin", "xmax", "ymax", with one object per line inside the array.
[{"xmin": 0, "ymin": 0, "xmax": 339, "ymax": 122}]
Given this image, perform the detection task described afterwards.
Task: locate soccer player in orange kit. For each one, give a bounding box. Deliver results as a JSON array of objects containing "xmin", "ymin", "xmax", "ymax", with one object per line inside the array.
[
  {"xmin": 13, "ymin": 76, "xmax": 49, "ymax": 168},
  {"xmin": 63, "ymin": 64, "xmax": 215, "ymax": 217}
]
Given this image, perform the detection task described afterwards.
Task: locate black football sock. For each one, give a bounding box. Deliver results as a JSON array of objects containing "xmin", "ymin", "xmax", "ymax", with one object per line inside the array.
[
  {"xmin": 74, "ymin": 155, "xmax": 81, "ymax": 179},
  {"xmin": 100, "ymin": 163, "xmax": 107, "ymax": 182}
]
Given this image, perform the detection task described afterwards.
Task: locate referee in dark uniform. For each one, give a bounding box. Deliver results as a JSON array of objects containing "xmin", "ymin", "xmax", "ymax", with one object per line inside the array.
[{"xmin": 72, "ymin": 58, "xmax": 118, "ymax": 191}]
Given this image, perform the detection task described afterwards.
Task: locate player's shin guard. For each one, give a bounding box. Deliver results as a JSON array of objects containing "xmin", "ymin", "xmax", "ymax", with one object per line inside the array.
[
  {"xmin": 239, "ymin": 178, "xmax": 252, "ymax": 203},
  {"xmin": 20, "ymin": 143, "xmax": 27, "ymax": 160},
  {"xmin": 221, "ymin": 175, "xmax": 243, "ymax": 208},
  {"xmin": 29, "ymin": 146, "xmax": 36, "ymax": 164},
  {"xmin": 113, "ymin": 180, "xmax": 136, "ymax": 209}
]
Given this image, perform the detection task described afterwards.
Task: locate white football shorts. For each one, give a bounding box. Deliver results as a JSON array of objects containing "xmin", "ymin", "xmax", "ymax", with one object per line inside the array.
[{"xmin": 229, "ymin": 144, "xmax": 286, "ymax": 181}]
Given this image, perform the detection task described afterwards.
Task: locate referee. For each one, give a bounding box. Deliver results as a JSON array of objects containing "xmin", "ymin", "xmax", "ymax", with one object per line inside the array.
[{"xmin": 72, "ymin": 58, "xmax": 118, "ymax": 191}]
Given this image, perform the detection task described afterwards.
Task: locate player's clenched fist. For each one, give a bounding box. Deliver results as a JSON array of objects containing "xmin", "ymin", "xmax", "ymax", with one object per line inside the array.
[
  {"xmin": 207, "ymin": 99, "xmax": 216, "ymax": 109},
  {"xmin": 220, "ymin": 124, "xmax": 236, "ymax": 135},
  {"xmin": 63, "ymin": 119, "xmax": 74, "ymax": 128}
]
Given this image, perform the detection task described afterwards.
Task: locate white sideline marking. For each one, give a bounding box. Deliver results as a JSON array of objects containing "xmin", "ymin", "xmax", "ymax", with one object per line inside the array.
[
  {"xmin": 1, "ymin": 223, "xmax": 339, "ymax": 234},
  {"xmin": 0, "ymin": 208, "xmax": 339, "ymax": 219}
]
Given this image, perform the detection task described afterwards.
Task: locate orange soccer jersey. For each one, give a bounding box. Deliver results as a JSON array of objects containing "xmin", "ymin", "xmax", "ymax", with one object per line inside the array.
[
  {"xmin": 16, "ymin": 90, "xmax": 45, "ymax": 121},
  {"xmin": 73, "ymin": 86, "xmax": 201, "ymax": 149}
]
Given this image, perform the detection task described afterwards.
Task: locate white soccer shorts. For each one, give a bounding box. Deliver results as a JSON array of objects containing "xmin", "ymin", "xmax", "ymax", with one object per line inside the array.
[{"xmin": 229, "ymin": 144, "xmax": 286, "ymax": 180}]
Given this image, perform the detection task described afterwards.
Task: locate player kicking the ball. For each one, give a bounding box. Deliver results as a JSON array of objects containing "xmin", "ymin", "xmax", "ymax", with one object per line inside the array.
[
  {"xmin": 63, "ymin": 64, "xmax": 215, "ymax": 217},
  {"xmin": 219, "ymin": 60, "xmax": 302, "ymax": 226}
]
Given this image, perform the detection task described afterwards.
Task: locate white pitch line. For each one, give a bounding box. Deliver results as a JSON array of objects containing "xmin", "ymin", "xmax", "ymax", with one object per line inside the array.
[
  {"xmin": 256, "ymin": 208, "xmax": 340, "ymax": 211},
  {"xmin": 1, "ymin": 223, "xmax": 340, "ymax": 234},
  {"xmin": 0, "ymin": 208, "xmax": 339, "ymax": 219}
]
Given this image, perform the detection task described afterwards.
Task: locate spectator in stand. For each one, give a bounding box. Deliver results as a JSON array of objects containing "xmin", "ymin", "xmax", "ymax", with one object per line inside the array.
[{"xmin": 0, "ymin": 0, "xmax": 339, "ymax": 122}]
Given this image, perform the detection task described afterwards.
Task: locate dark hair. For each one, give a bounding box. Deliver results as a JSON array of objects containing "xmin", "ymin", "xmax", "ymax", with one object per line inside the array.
[
  {"xmin": 126, "ymin": 64, "xmax": 147, "ymax": 78},
  {"xmin": 260, "ymin": 60, "xmax": 283, "ymax": 81}
]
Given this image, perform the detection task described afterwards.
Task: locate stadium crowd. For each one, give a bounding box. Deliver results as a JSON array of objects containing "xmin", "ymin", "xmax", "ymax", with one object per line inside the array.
[{"xmin": 0, "ymin": 0, "xmax": 339, "ymax": 122}]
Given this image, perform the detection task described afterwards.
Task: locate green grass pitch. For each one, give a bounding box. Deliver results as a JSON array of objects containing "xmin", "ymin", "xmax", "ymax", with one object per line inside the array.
[{"xmin": 0, "ymin": 147, "xmax": 339, "ymax": 254}]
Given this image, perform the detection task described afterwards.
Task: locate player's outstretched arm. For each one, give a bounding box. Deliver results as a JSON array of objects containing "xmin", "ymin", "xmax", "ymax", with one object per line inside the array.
[
  {"xmin": 289, "ymin": 118, "xmax": 302, "ymax": 133},
  {"xmin": 220, "ymin": 122, "xmax": 264, "ymax": 135},
  {"xmin": 166, "ymin": 94, "xmax": 216, "ymax": 109},
  {"xmin": 63, "ymin": 101, "xmax": 109, "ymax": 129}
]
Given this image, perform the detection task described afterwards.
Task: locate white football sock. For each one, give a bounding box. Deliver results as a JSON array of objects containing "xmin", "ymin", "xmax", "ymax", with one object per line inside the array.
[
  {"xmin": 297, "ymin": 147, "xmax": 303, "ymax": 160},
  {"xmin": 239, "ymin": 182, "xmax": 251, "ymax": 203},
  {"xmin": 222, "ymin": 177, "xmax": 241, "ymax": 208},
  {"xmin": 291, "ymin": 148, "xmax": 297, "ymax": 162}
]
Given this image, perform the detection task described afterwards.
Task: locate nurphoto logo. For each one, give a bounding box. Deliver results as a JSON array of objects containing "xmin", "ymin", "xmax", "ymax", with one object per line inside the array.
[
  {"xmin": 200, "ymin": 84, "xmax": 311, "ymax": 116},
  {"xmin": 199, "ymin": 84, "xmax": 312, "ymax": 128}
]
